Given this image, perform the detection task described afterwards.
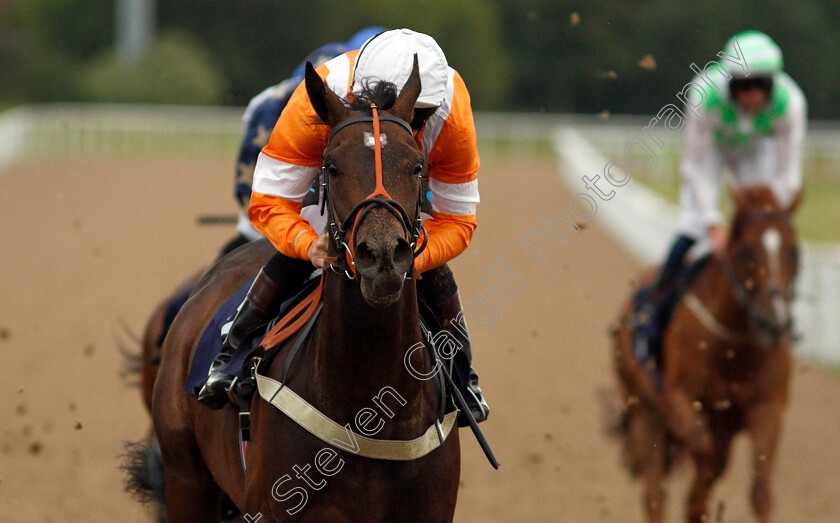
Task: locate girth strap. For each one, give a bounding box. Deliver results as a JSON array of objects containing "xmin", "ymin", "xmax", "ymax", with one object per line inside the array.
[{"xmin": 255, "ymin": 372, "xmax": 458, "ymax": 461}]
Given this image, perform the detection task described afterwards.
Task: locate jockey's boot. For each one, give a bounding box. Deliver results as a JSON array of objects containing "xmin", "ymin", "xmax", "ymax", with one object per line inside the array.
[
  {"xmin": 632, "ymin": 285, "xmax": 658, "ymax": 364},
  {"xmin": 434, "ymin": 291, "xmax": 490, "ymax": 426},
  {"xmin": 633, "ymin": 234, "xmax": 696, "ymax": 366},
  {"xmin": 198, "ymin": 268, "xmax": 282, "ymax": 409}
]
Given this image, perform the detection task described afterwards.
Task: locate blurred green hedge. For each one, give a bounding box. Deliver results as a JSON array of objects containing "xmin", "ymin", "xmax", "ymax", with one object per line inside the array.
[
  {"xmin": 4, "ymin": 0, "xmax": 840, "ymax": 116},
  {"xmin": 77, "ymin": 31, "xmax": 227, "ymax": 105}
]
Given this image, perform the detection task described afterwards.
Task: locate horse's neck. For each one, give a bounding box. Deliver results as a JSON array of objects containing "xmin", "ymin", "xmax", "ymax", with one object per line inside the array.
[
  {"xmin": 311, "ymin": 272, "xmax": 432, "ymax": 427},
  {"xmin": 693, "ymin": 258, "xmax": 749, "ymax": 334}
]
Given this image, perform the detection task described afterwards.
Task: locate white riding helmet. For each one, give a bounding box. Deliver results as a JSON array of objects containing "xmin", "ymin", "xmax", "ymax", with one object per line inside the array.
[{"xmin": 352, "ymin": 28, "xmax": 449, "ymax": 108}]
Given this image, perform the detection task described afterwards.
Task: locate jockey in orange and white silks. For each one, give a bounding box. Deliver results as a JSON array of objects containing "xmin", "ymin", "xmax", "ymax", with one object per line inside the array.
[
  {"xmin": 200, "ymin": 29, "xmax": 489, "ymax": 423},
  {"xmin": 249, "ymin": 28, "xmax": 480, "ymax": 274}
]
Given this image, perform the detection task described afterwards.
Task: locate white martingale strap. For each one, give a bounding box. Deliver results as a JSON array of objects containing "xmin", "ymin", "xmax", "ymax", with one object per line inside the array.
[
  {"xmin": 255, "ymin": 372, "xmax": 458, "ymax": 461},
  {"xmin": 684, "ymin": 292, "xmax": 749, "ymax": 344}
]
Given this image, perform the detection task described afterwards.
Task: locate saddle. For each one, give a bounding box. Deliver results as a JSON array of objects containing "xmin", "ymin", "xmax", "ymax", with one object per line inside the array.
[{"xmin": 185, "ymin": 275, "xmax": 322, "ymax": 397}]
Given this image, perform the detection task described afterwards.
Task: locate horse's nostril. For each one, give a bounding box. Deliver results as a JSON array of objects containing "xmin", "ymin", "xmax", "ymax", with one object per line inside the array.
[{"xmin": 355, "ymin": 241, "xmax": 377, "ymax": 267}]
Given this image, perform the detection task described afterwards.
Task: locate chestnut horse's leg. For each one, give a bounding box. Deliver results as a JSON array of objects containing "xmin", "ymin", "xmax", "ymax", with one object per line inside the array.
[
  {"xmin": 746, "ymin": 402, "xmax": 785, "ymax": 523},
  {"xmin": 627, "ymin": 405, "xmax": 667, "ymax": 523},
  {"xmin": 686, "ymin": 425, "xmax": 733, "ymax": 523},
  {"xmin": 664, "ymin": 388, "xmax": 713, "ymax": 456}
]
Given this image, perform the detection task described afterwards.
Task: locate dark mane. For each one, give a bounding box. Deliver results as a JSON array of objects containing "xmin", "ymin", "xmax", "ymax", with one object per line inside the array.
[
  {"xmin": 348, "ymin": 79, "xmax": 399, "ymax": 113},
  {"xmin": 305, "ymin": 79, "xmax": 400, "ymax": 129}
]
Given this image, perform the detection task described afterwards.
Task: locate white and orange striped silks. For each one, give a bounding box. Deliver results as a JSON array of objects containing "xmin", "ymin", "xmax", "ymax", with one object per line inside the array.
[{"xmin": 249, "ymin": 50, "xmax": 480, "ymax": 272}]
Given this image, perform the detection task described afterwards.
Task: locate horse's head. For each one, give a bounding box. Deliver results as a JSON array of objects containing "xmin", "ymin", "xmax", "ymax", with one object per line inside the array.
[
  {"xmin": 305, "ymin": 57, "xmax": 425, "ymax": 308},
  {"xmin": 726, "ymin": 186, "xmax": 801, "ymax": 346}
]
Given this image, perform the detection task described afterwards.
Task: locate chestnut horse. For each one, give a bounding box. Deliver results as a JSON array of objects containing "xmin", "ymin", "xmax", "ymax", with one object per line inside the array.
[
  {"xmin": 613, "ymin": 187, "xmax": 800, "ymax": 522},
  {"xmin": 149, "ymin": 60, "xmax": 460, "ymax": 521}
]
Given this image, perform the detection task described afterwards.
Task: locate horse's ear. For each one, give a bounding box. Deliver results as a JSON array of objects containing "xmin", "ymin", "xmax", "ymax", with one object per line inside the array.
[
  {"xmin": 304, "ymin": 61, "xmax": 348, "ymax": 127},
  {"xmin": 391, "ymin": 54, "xmax": 422, "ymax": 122},
  {"xmin": 786, "ymin": 189, "xmax": 804, "ymax": 213}
]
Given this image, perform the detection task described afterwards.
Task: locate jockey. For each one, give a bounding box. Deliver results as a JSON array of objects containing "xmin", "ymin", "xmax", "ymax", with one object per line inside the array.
[
  {"xmin": 199, "ymin": 28, "xmax": 491, "ymax": 425},
  {"xmin": 635, "ymin": 30, "xmax": 807, "ymax": 363}
]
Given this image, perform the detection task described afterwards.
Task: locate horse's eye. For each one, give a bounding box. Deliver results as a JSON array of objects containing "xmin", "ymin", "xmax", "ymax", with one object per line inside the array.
[
  {"xmin": 326, "ymin": 164, "xmax": 338, "ymax": 176},
  {"xmin": 413, "ymin": 163, "xmax": 423, "ymax": 176}
]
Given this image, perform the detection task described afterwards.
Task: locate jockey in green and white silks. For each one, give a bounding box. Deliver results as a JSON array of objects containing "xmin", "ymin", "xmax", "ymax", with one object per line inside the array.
[
  {"xmin": 679, "ymin": 30, "xmax": 806, "ymax": 240},
  {"xmin": 634, "ymin": 31, "xmax": 807, "ymax": 365}
]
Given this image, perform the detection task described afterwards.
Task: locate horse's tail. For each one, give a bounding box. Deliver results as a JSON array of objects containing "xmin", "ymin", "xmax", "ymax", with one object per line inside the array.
[
  {"xmin": 121, "ymin": 436, "xmax": 166, "ymax": 507},
  {"xmin": 115, "ymin": 315, "xmax": 143, "ymax": 379},
  {"xmin": 598, "ymin": 385, "xmax": 628, "ymax": 439}
]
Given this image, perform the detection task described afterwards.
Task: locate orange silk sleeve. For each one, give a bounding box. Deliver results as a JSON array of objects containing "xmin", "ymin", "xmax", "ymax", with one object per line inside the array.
[
  {"xmin": 249, "ymin": 62, "xmax": 333, "ymax": 259},
  {"xmin": 415, "ymin": 212, "xmax": 477, "ymax": 273},
  {"xmin": 417, "ymin": 70, "xmax": 480, "ymax": 272},
  {"xmin": 249, "ymin": 191, "xmax": 320, "ymax": 260}
]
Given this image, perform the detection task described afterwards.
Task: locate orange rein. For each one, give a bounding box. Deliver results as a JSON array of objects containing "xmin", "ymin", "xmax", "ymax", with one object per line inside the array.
[{"xmin": 259, "ymin": 276, "xmax": 324, "ymax": 350}]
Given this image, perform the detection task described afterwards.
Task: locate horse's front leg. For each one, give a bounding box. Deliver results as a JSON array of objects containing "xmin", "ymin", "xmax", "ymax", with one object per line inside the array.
[
  {"xmin": 664, "ymin": 386, "xmax": 712, "ymax": 456},
  {"xmin": 161, "ymin": 453, "xmax": 224, "ymax": 522},
  {"xmin": 686, "ymin": 427, "xmax": 733, "ymax": 523},
  {"xmin": 746, "ymin": 401, "xmax": 785, "ymax": 523},
  {"xmin": 626, "ymin": 405, "xmax": 667, "ymax": 523}
]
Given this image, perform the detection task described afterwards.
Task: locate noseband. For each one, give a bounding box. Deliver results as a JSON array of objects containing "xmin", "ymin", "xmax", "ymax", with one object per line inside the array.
[{"xmin": 320, "ymin": 103, "xmax": 427, "ymax": 279}]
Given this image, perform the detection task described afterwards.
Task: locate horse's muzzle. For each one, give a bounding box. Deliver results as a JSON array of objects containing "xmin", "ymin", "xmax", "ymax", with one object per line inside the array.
[
  {"xmin": 355, "ymin": 234, "xmax": 414, "ymax": 308},
  {"xmin": 749, "ymin": 295, "xmax": 793, "ymax": 348}
]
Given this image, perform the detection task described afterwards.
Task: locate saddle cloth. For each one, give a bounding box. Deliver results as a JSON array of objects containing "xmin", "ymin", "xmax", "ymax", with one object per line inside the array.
[
  {"xmin": 633, "ymin": 254, "xmax": 712, "ymax": 368},
  {"xmin": 185, "ymin": 274, "xmax": 321, "ymax": 396}
]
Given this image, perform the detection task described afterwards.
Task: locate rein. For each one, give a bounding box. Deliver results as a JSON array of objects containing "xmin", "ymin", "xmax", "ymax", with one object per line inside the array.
[{"xmin": 321, "ymin": 103, "xmax": 427, "ymax": 279}]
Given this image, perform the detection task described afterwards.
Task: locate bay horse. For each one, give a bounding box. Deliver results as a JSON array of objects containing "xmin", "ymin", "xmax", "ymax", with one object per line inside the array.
[
  {"xmin": 149, "ymin": 59, "xmax": 460, "ymax": 521},
  {"xmin": 613, "ymin": 186, "xmax": 800, "ymax": 522}
]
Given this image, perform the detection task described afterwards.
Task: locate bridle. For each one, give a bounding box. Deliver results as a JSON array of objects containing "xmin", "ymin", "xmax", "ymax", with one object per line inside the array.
[
  {"xmin": 320, "ymin": 103, "xmax": 427, "ymax": 280},
  {"xmin": 719, "ymin": 209, "xmax": 796, "ymax": 338}
]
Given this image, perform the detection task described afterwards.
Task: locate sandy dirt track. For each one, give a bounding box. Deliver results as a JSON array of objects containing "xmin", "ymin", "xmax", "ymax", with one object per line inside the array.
[{"xmin": 1, "ymin": 154, "xmax": 839, "ymax": 522}]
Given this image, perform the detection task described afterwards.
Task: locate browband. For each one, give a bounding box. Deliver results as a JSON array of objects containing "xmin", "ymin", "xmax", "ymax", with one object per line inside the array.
[{"xmin": 328, "ymin": 114, "xmax": 413, "ymax": 144}]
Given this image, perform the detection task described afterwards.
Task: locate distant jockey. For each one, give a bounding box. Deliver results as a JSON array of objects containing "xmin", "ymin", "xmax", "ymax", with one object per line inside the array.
[
  {"xmin": 199, "ymin": 29, "xmax": 490, "ymax": 426},
  {"xmin": 634, "ymin": 30, "xmax": 806, "ymax": 365}
]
